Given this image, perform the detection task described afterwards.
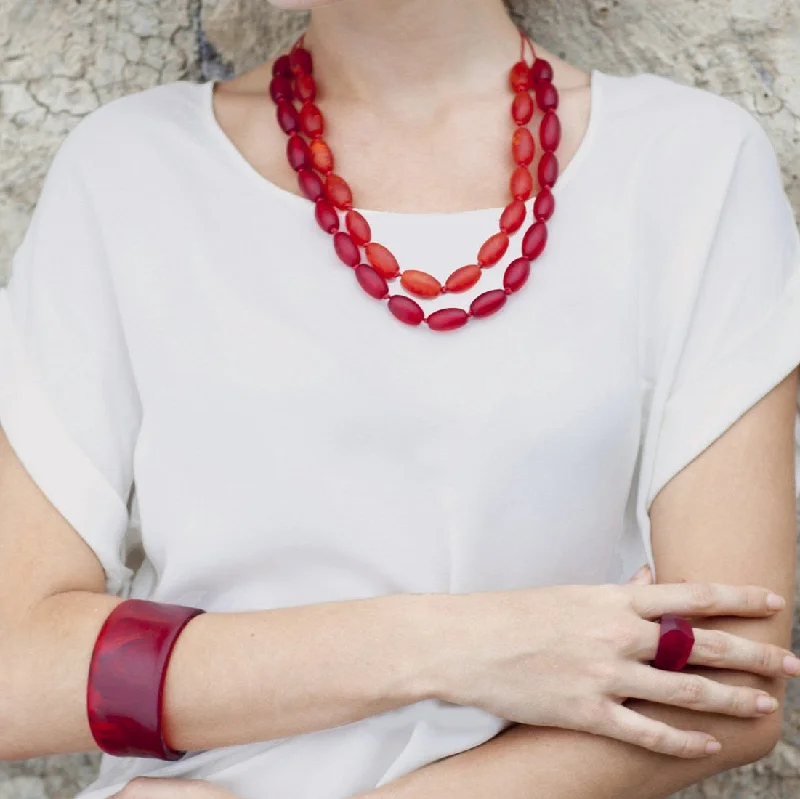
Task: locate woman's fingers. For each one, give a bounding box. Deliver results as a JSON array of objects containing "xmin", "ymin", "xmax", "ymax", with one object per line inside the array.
[
  {"xmin": 594, "ymin": 703, "xmax": 720, "ymax": 758},
  {"xmin": 627, "ymin": 582, "xmax": 784, "ymax": 619},
  {"xmin": 614, "ymin": 663, "xmax": 778, "ymax": 718}
]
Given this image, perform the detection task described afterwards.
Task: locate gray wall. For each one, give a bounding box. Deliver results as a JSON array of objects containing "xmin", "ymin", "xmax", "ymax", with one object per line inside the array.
[{"xmin": 1, "ymin": 1, "xmax": 799, "ymax": 796}]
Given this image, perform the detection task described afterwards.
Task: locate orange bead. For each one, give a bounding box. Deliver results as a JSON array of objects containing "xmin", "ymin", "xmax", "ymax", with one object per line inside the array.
[
  {"xmin": 512, "ymin": 128, "xmax": 535, "ymax": 166},
  {"xmin": 325, "ymin": 174, "xmax": 353, "ymax": 210},
  {"xmin": 400, "ymin": 270, "xmax": 442, "ymax": 298},
  {"xmin": 365, "ymin": 243, "xmax": 400, "ymax": 279},
  {"xmin": 499, "ymin": 199, "xmax": 527, "ymax": 234},
  {"xmin": 345, "ymin": 209, "xmax": 372, "ymax": 245},
  {"xmin": 510, "ymin": 166, "xmax": 533, "ymax": 201},
  {"xmin": 310, "ymin": 138, "xmax": 334, "ymax": 173},
  {"xmin": 511, "ymin": 92, "xmax": 534, "ymax": 125},
  {"xmin": 445, "ymin": 265, "xmax": 482, "ymax": 293},
  {"xmin": 478, "ymin": 232, "xmax": 509, "ymax": 267},
  {"xmin": 299, "ymin": 102, "xmax": 324, "ymax": 138},
  {"xmin": 509, "ymin": 61, "xmax": 531, "ymax": 92}
]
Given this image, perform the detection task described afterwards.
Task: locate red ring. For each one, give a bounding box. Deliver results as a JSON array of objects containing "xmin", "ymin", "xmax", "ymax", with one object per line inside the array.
[{"xmin": 653, "ymin": 614, "xmax": 695, "ymax": 671}]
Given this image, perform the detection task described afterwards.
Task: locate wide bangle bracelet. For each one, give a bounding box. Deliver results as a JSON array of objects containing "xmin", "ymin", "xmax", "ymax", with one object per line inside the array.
[{"xmin": 87, "ymin": 599, "xmax": 205, "ymax": 760}]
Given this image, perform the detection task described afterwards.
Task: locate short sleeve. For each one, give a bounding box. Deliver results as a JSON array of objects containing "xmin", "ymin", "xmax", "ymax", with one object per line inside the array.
[
  {"xmin": 634, "ymin": 114, "xmax": 800, "ymax": 577},
  {"xmin": 0, "ymin": 120, "xmax": 142, "ymax": 596}
]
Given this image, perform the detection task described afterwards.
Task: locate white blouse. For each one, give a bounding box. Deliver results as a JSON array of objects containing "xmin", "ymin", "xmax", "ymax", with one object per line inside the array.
[{"xmin": 1, "ymin": 68, "xmax": 799, "ymax": 799}]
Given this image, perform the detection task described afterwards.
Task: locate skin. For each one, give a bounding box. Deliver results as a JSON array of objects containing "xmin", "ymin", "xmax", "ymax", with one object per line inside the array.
[{"xmin": 2, "ymin": 1, "xmax": 796, "ymax": 797}]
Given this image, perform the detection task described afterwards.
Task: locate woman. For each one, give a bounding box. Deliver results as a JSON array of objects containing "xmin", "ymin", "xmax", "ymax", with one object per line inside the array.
[{"xmin": 0, "ymin": 0, "xmax": 799, "ymax": 797}]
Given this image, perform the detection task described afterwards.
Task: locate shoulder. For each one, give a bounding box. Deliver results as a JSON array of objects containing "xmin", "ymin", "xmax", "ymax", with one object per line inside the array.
[{"xmin": 52, "ymin": 80, "xmax": 208, "ymax": 177}]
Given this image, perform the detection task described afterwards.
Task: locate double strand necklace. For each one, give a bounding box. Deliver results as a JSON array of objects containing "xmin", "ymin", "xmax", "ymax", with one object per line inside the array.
[{"xmin": 269, "ymin": 30, "xmax": 562, "ymax": 332}]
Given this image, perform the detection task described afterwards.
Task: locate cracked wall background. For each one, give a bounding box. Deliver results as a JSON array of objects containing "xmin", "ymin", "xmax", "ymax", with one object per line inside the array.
[{"xmin": 0, "ymin": 0, "xmax": 799, "ymax": 796}]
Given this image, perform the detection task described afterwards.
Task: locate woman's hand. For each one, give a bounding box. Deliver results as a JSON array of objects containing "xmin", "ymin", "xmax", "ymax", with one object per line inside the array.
[
  {"xmin": 110, "ymin": 778, "xmax": 238, "ymax": 799},
  {"xmin": 423, "ymin": 568, "xmax": 798, "ymax": 758}
]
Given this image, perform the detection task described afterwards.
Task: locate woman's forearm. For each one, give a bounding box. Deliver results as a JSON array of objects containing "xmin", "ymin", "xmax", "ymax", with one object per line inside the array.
[{"xmin": 1, "ymin": 590, "xmax": 440, "ymax": 759}]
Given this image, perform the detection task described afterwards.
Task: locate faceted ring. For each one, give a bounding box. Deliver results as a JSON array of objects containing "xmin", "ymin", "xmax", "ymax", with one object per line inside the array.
[{"xmin": 653, "ymin": 614, "xmax": 695, "ymax": 671}]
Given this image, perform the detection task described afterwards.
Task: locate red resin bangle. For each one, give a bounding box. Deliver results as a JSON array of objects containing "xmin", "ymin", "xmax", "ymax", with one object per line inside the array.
[{"xmin": 87, "ymin": 599, "xmax": 205, "ymax": 759}]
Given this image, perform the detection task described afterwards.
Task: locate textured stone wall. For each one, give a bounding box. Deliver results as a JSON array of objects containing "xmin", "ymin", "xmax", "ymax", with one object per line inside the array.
[{"xmin": 0, "ymin": 1, "xmax": 798, "ymax": 797}]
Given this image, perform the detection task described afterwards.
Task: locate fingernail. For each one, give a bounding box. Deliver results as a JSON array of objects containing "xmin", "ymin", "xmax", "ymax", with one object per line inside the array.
[
  {"xmin": 756, "ymin": 695, "xmax": 778, "ymax": 713},
  {"xmin": 783, "ymin": 655, "xmax": 800, "ymax": 676},
  {"xmin": 705, "ymin": 740, "xmax": 722, "ymax": 754},
  {"xmin": 766, "ymin": 593, "xmax": 786, "ymax": 610}
]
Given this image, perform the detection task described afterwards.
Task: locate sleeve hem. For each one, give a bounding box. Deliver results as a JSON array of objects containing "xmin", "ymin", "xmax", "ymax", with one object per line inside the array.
[
  {"xmin": 646, "ymin": 259, "xmax": 800, "ymax": 512},
  {"xmin": 0, "ymin": 291, "xmax": 133, "ymax": 595}
]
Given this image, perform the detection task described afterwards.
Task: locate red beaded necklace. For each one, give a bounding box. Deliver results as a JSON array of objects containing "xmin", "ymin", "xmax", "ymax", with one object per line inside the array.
[{"xmin": 269, "ymin": 30, "xmax": 562, "ymax": 332}]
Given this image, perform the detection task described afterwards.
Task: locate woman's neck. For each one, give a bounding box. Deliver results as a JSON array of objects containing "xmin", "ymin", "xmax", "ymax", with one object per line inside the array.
[{"xmin": 303, "ymin": 0, "xmax": 523, "ymax": 108}]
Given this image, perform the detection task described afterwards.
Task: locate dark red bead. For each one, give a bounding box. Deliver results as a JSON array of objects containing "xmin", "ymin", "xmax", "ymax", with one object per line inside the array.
[
  {"xmin": 290, "ymin": 47, "xmax": 313, "ymax": 75},
  {"xmin": 355, "ymin": 264, "xmax": 389, "ymax": 300},
  {"xmin": 276, "ymin": 101, "xmax": 300, "ymax": 134},
  {"xmin": 512, "ymin": 127, "xmax": 535, "ymax": 166},
  {"xmin": 298, "ymin": 169, "xmax": 324, "ymax": 201},
  {"xmin": 294, "ymin": 73, "xmax": 317, "ymax": 102},
  {"xmin": 536, "ymin": 81, "xmax": 559, "ymax": 112},
  {"xmin": 300, "ymin": 102, "xmax": 324, "ymax": 138},
  {"xmin": 272, "ymin": 55, "xmax": 292, "ymax": 78},
  {"xmin": 325, "ymin": 174, "xmax": 353, "ymax": 210},
  {"xmin": 503, "ymin": 257, "xmax": 531, "ymax": 293},
  {"xmin": 333, "ymin": 232, "xmax": 360, "ymax": 267},
  {"xmin": 388, "ymin": 295, "xmax": 424, "ymax": 326},
  {"xmin": 540, "ymin": 111, "xmax": 562, "ymax": 152},
  {"xmin": 287, "ymin": 135, "xmax": 312, "ymax": 171},
  {"xmin": 345, "ymin": 210, "xmax": 371, "ymax": 246},
  {"xmin": 478, "ymin": 232, "xmax": 509, "ymax": 267},
  {"xmin": 653, "ymin": 615, "xmax": 695, "ymax": 671},
  {"xmin": 509, "ymin": 61, "xmax": 531, "ymax": 92},
  {"xmin": 521, "ymin": 221, "xmax": 548, "ymax": 260},
  {"xmin": 426, "ymin": 308, "xmax": 469, "ymax": 332},
  {"xmin": 315, "ymin": 199, "xmax": 340, "ymax": 234},
  {"xmin": 499, "ymin": 199, "xmax": 527, "ymax": 234},
  {"xmin": 538, "ymin": 151, "xmax": 559, "ymax": 188},
  {"xmin": 269, "ymin": 76, "xmax": 293, "ymax": 103},
  {"xmin": 511, "ymin": 92, "xmax": 534, "ymax": 125},
  {"xmin": 510, "ymin": 166, "xmax": 533, "ymax": 201},
  {"xmin": 470, "ymin": 289, "xmax": 507, "ymax": 318},
  {"xmin": 534, "ymin": 188, "xmax": 555, "ymax": 221},
  {"xmin": 530, "ymin": 58, "xmax": 554, "ymax": 84}
]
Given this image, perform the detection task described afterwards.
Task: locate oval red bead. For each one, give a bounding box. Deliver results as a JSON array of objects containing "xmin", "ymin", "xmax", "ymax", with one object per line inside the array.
[
  {"xmin": 470, "ymin": 289, "xmax": 507, "ymax": 318},
  {"xmin": 400, "ymin": 270, "xmax": 442, "ymax": 299},
  {"xmin": 388, "ymin": 295, "xmax": 424, "ymax": 326},
  {"xmin": 355, "ymin": 264, "xmax": 389, "ymax": 300},
  {"xmin": 511, "ymin": 92, "xmax": 534, "ymax": 125},
  {"xmin": 287, "ymin": 135, "xmax": 312, "ymax": 171},
  {"xmin": 315, "ymin": 199, "xmax": 340, "ymax": 234},
  {"xmin": 345, "ymin": 210, "xmax": 372, "ymax": 246},
  {"xmin": 366, "ymin": 243, "xmax": 400, "ymax": 279},
  {"xmin": 310, "ymin": 138, "xmax": 334, "ymax": 173},
  {"xmin": 478, "ymin": 232, "xmax": 510, "ymax": 267},
  {"xmin": 427, "ymin": 308, "xmax": 469, "ymax": 332},
  {"xmin": 510, "ymin": 166, "xmax": 533, "ymax": 201},
  {"xmin": 538, "ymin": 151, "xmax": 559, "ymax": 188},
  {"xmin": 540, "ymin": 111, "xmax": 562, "ymax": 152},
  {"xmin": 298, "ymin": 169, "xmax": 324, "ymax": 201},
  {"xmin": 272, "ymin": 54, "xmax": 292, "ymax": 78},
  {"xmin": 276, "ymin": 101, "xmax": 300, "ymax": 134},
  {"xmin": 269, "ymin": 76, "xmax": 293, "ymax": 103},
  {"xmin": 499, "ymin": 199, "xmax": 527, "ymax": 234},
  {"xmin": 503, "ymin": 257, "xmax": 531, "ymax": 293},
  {"xmin": 289, "ymin": 47, "xmax": 312, "ymax": 75},
  {"xmin": 531, "ymin": 58, "xmax": 554, "ymax": 84},
  {"xmin": 536, "ymin": 81, "xmax": 559, "ymax": 112},
  {"xmin": 445, "ymin": 265, "xmax": 482, "ymax": 293},
  {"xmin": 325, "ymin": 174, "xmax": 353, "ymax": 210},
  {"xmin": 511, "ymin": 127, "xmax": 535, "ymax": 166},
  {"xmin": 521, "ymin": 221, "xmax": 548, "ymax": 260},
  {"xmin": 299, "ymin": 102, "xmax": 324, "ymax": 138},
  {"xmin": 294, "ymin": 73, "xmax": 317, "ymax": 102},
  {"xmin": 333, "ymin": 232, "xmax": 360, "ymax": 267},
  {"xmin": 509, "ymin": 61, "xmax": 531, "ymax": 92},
  {"xmin": 534, "ymin": 187, "xmax": 555, "ymax": 221}
]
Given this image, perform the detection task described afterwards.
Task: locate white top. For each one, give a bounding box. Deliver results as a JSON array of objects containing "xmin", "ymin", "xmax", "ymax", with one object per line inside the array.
[{"xmin": 2, "ymin": 68, "xmax": 800, "ymax": 799}]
